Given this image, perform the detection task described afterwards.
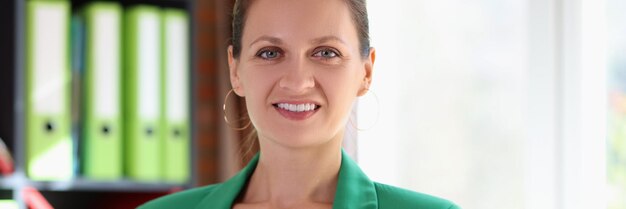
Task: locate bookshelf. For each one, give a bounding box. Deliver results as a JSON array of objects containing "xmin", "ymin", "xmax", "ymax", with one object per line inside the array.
[{"xmin": 0, "ymin": 0, "xmax": 198, "ymax": 208}]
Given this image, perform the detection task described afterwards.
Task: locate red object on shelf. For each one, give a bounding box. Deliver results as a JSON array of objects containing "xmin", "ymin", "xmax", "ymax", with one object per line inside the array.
[
  {"xmin": 0, "ymin": 138, "xmax": 14, "ymax": 176},
  {"xmin": 22, "ymin": 187, "xmax": 54, "ymax": 209}
]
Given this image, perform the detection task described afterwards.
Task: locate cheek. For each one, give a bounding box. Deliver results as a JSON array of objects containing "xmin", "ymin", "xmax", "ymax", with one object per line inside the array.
[
  {"xmin": 240, "ymin": 67, "xmax": 277, "ymax": 94},
  {"xmin": 321, "ymin": 63, "xmax": 363, "ymax": 93},
  {"xmin": 240, "ymin": 68, "xmax": 279, "ymax": 112},
  {"xmin": 318, "ymin": 66, "xmax": 362, "ymax": 109}
]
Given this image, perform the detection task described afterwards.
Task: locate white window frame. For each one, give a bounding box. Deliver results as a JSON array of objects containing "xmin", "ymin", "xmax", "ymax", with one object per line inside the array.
[{"xmin": 527, "ymin": 0, "xmax": 607, "ymax": 209}]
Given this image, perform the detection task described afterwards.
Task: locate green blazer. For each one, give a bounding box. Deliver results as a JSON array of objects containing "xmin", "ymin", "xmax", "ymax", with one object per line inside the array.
[{"xmin": 139, "ymin": 151, "xmax": 460, "ymax": 209}]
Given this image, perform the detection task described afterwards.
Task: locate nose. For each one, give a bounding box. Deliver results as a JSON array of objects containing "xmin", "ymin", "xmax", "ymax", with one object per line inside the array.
[{"xmin": 278, "ymin": 58, "xmax": 315, "ymax": 93}]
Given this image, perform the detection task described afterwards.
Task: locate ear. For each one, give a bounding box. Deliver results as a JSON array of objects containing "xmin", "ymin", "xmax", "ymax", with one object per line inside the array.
[
  {"xmin": 357, "ymin": 47, "xmax": 376, "ymax": 96},
  {"xmin": 228, "ymin": 45, "xmax": 245, "ymax": 96}
]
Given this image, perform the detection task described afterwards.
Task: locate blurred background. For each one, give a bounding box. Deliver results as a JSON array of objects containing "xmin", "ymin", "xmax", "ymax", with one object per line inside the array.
[
  {"xmin": 0, "ymin": 0, "xmax": 624, "ymax": 209},
  {"xmin": 360, "ymin": 1, "xmax": 623, "ymax": 209}
]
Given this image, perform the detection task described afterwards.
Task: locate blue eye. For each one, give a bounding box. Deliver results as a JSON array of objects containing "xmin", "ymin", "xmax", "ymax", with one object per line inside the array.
[
  {"xmin": 313, "ymin": 49, "xmax": 339, "ymax": 58},
  {"xmin": 257, "ymin": 49, "xmax": 281, "ymax": 59}
]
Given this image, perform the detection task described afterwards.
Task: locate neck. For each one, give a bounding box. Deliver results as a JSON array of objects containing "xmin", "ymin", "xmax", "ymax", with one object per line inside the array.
[{"xmin": 240, "ymin": 136, "xmax": 343, "ymax": 208}]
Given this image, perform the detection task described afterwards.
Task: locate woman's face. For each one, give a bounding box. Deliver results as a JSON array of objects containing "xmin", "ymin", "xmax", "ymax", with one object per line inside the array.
[{"xmin": 228, "ymin": 0, "xmax": 375, "ymax": 148}]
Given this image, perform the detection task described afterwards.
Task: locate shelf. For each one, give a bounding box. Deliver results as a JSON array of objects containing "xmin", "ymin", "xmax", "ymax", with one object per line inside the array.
[
  {"xmin": 0, "ymin": 174, "xmax": 189, "ymax": 193},
  {"xmin": 0, "ymin": 176, "xmax": 16, "ymax": 190},
  {"xmin": 27, "ymin": 178, "xmax": 190, "ymax": 192},
  {"xmin": 0, "ymin": 0, "xmax": 199, "ymax": 207}
]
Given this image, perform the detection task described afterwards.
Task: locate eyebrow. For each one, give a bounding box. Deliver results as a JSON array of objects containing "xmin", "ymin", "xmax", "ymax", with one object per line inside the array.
[
  {"xmin": 249, "ymin": 36, "xmax": 283, "ymax": 47},
  {"xmin": 310, "ymin": 35, "xmax": 347, "ymax": 45},
  {"xmin": 248, "ymin": 35, "xmax": 348, "ymax": 47}
]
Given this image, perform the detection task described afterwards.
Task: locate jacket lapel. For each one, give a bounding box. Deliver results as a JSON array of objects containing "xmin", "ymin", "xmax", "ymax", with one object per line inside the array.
[
  {"xmin": 194, "ymin": 150, "xmax": 379, "ymax": 209},
  {"xmin": 195, "ymin": 154, "xmax": 259, "ymax": 209},
  {"xmin": 332, "ymin": 150, "xmax": 378, "ymax": 209}
]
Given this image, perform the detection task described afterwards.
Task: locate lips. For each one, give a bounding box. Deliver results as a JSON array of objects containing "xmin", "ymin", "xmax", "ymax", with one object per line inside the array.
[{"xmin": 272, "ymin": 102, "xmax": 321, "ymax": 120}]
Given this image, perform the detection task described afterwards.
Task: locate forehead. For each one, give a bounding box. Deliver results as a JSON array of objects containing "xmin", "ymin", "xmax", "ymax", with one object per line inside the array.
[{"xmin": 242, "ymin": 0, "xmax": 358, "ymax": 46}]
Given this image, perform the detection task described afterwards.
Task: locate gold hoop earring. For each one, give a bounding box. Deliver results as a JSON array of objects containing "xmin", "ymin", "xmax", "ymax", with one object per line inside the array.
[
  {"xmin": 223, "ymin": 89, "xmax": 251, "ymax": 131},
  {"xmin": 349, "ymin": 88, "xmax": 380, "ymax": 131}
]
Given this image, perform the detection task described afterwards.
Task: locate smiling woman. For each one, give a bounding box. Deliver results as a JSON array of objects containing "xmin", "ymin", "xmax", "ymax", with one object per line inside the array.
[{"xmin": 138, "ymin": 0, "xmax": 460, "ymax": 208}]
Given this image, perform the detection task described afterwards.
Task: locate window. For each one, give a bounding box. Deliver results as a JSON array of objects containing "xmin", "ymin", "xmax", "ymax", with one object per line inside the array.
[
  {"xmin": 360, "ymin": 1, "xmax": 610, "ymax": 209},
  {"xmin": 607, "ymin": 0, "xmax": 626, "ymax": 208},
  {"xmin": 361, "ymin": 1, "xmax": 527, "ymax": 208}
]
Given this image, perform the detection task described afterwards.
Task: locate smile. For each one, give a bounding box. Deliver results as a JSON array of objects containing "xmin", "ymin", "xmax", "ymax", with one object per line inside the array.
[
  {"xmin": 272, "ymin": 102, "xmax": 321, "ymax": 120},
  {"xmin": 275, "ymin": 103, "xmax": 319, "ymax": 112}
]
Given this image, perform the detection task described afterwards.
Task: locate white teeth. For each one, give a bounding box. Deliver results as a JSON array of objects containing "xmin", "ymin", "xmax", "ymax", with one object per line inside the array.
[{"xmin": 276, "ymin": 103, "xmax": 317, "ymax": 112}]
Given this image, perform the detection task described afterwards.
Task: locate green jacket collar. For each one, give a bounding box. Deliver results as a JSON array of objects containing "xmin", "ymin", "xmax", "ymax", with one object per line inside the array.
[{"xmin": 196, "ymin": 150, "xmax": 378, "ymax": 209}]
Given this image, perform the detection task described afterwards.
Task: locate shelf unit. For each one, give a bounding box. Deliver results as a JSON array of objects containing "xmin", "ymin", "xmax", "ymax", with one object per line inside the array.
[{"xmin": 0, "ymin": 0, "xmax": 197, "ymax": 208}]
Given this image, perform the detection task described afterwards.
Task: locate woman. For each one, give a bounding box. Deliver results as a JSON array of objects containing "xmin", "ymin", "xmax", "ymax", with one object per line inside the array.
[{"xmin": 140, "ymin": 0, "xmax": 460, "ymax": 208}]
